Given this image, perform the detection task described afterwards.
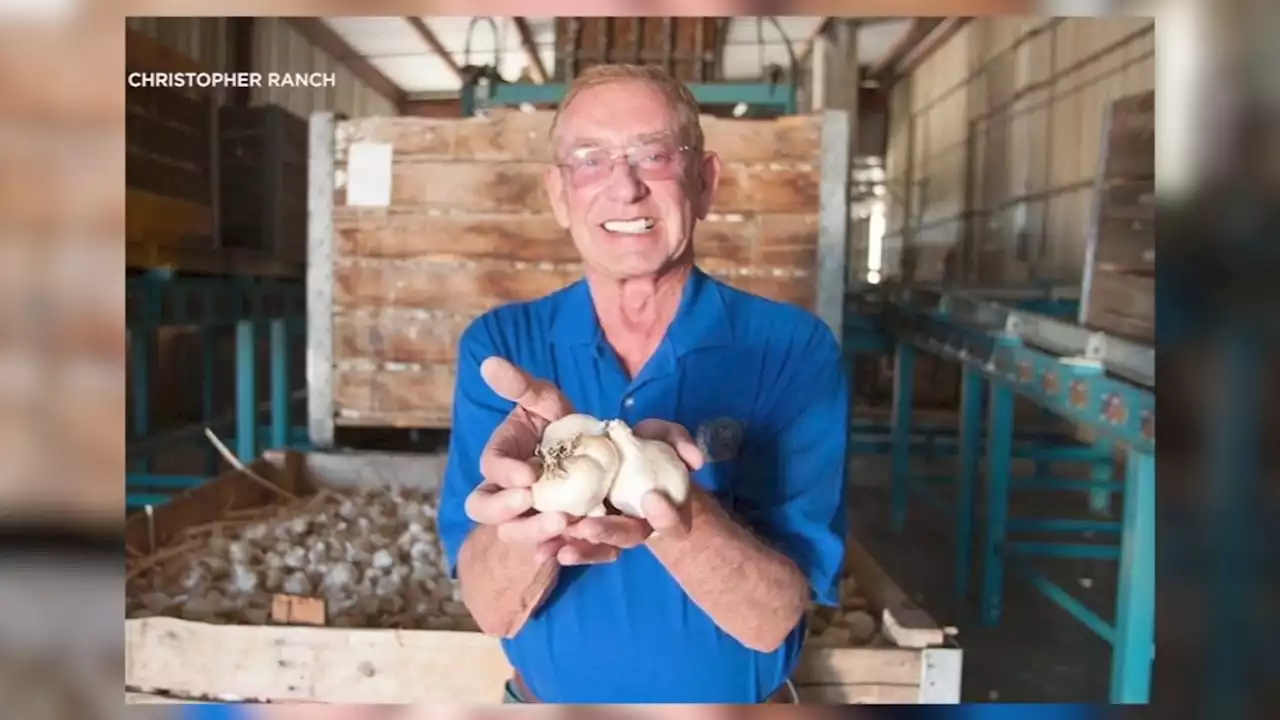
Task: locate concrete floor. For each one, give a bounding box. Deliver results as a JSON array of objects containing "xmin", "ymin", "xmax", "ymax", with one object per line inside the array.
[{"xmin": 849, "ymin": 456, "xmax": 1121, "ymax": 703}]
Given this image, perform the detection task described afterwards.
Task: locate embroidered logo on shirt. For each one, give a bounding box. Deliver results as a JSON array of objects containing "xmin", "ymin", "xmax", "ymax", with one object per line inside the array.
[{"xmin": 696, "ymin": 417, "xmax": 745, "ymax": 463}]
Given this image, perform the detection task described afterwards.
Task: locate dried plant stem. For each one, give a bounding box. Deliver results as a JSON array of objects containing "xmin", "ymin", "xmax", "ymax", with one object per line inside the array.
[
  {"xmin": 203, "ymin": 428, "xmax": 298, "ymax": 502},
  {"xmin": 125, "ymin": 539, "xmax": 203, "ymax": 582}
]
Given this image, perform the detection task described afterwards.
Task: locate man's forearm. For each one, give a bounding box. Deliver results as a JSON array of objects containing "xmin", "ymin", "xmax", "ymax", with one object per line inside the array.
[
  {"xmin": 456, "ymin": 524, "xmax": 559, "ymax": 638},
  {"xmin": 646, "ymin": 489, "xmax": 810, "ymax": 652}
]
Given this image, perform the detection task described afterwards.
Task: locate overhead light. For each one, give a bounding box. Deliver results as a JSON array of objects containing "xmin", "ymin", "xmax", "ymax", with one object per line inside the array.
[{"xmin": 732, "ymin": 103, "xmax": 749, "ymax": 118}]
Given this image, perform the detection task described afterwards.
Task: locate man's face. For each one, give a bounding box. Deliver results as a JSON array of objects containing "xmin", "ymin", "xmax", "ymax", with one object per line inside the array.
[{"xmin": 545, "ymin": 80, "xmax": 721, "ymax": 281}]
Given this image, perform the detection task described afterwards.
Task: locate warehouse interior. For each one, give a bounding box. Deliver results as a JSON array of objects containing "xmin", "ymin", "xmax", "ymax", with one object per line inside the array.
[{"xmin": 124, "ymin": 16, "xmax": 1156, "ymax": 705}]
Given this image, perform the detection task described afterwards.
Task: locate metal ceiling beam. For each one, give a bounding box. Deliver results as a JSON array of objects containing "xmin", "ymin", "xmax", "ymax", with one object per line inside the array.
[
  {"xmin": 404, "ymin": 17, "xmax": 463, "ymax": 81},
  {"xmin": 511, "ymin": 17, "xmax": 548, "ymax": 83},
  {"xmin": 898, "ymin": 18, "xmax": 971, "ymax": 79},
  {"xmin": 795, "ymin": 17, "xmax": 831, "ymax": 67},
  {"xmin": 284, "ymin": 18, "xmax": 405, "ymax": 108},
  {"xmin": 867, "ymin": 18, "xmax": 943, "ymax": 83}
]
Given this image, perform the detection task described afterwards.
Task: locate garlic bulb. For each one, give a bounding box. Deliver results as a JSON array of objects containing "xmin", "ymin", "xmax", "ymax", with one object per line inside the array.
[
  {"xmin": 604, "ymin": 421, "xmax": 691, "ymax": 519},
  {"xmin": 532, "ymin": 415, "xmax": 619, "ymax": 517}
]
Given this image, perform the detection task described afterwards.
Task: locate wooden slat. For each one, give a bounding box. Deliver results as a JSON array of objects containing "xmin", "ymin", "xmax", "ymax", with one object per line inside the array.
[
  {"xmin": 700, "ymin": 115, "xmax": 821, "ymax": 162},
  {"xmin": 334, "ymin": 210, "xmax": 817, "ymax": 271},
  {"xmin": 338, "ymin": 111, "xmax": 821, "ymax": 164},
  {"xmin": 712, "ymin": 164, "xmax": 820, "ymax": 214},
  {"xmin": 125, "ymin": 617, "xmax": 512, "ymax": 704},
  {"xmin": 334, "ymin": 212, "xmax": 575, "ymax": 262},
  {"xmin": 793, "ymin": 647, "xmax": 921, "ymax": 685},
  {"xmin": 333, "ymin": 259, "xmax": 580, "ymax": 313},
  {"xmin": 348, "ymin": 161, "xmax": 816, "ymax": 215},
  {"xmin": 797, "ymin": 683, "xmax": 921, "ymax": 704},
  {"xmin": 333, "ymin": 366, "xmax": 456, "ymax": 420},
  {"xmin": 334, "ymin": 310, "xmax": 477, "ymax": 365}
]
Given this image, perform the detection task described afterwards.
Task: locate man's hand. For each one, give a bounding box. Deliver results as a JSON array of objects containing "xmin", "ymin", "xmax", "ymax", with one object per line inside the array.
[
  {"xmin": 562, "ymin": 418, "xmax": 705, "ymax": 547},
  {"xmin": 464, "ymin": 357, "xmax": 619, "ymax": 566}
]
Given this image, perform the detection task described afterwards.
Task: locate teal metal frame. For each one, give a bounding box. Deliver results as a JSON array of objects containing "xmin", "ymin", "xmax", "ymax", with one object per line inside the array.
[
  {"xmin": 878, "ymin": 285, "xmax": 1156, "ymax": 704},
  {"xmin": 460, "ymin": 78, "xmax": 798, "ymax": 117},
  {"xmin": 126, "ymin": 270, "xmax": 308, "ymax": 511}
]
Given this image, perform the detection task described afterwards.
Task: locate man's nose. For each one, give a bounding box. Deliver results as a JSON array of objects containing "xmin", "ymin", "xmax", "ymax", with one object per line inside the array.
[{"xmin": 602, "ymin": 158, "xmax": 648, "ymax": 203}]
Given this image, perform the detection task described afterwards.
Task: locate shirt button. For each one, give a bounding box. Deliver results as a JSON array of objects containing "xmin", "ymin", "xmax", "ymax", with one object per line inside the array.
[{"xmin": 623, "ymin": 396, "xmax": 635, "ymax": 408}]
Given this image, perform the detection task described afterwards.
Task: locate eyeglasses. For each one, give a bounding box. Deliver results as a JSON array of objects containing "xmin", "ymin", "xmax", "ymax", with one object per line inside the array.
[{"xmin": 556, "ymin": 142, "xmax": 694, "ymax": 188}]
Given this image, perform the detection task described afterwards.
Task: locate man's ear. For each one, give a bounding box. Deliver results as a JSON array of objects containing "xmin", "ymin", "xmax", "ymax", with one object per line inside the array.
[
  {"xmin": 694, "ymin": 151, "xmax": 722, "ymax": 220},
  {"xmin": 545, "ymin": 165, "xmax": 570, "ymax": 229}
]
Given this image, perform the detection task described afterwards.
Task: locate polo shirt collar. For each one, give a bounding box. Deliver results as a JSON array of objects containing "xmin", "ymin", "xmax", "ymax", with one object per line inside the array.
[{"xmin": 550, "ymin": 265, "xmax": 733, "ymax": 356}]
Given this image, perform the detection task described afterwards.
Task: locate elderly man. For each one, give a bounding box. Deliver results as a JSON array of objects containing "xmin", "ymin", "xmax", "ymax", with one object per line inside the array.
[{"xmin": 437, "ymin": 64, "xmax": 849, "ymax": 704}]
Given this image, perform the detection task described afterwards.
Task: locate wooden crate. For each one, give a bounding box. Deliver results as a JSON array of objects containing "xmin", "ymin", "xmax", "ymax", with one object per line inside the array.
[
  {"xmin": 313, "ymin": 110, "xmax": 829, "ymax": 433},
  {"xmin": 1080, "ymin": 90, "xmax": 1155, "ymax": 342},
  {"xmin": 124, "ymin": 450, "xmax": 960, "ymax": 704}
]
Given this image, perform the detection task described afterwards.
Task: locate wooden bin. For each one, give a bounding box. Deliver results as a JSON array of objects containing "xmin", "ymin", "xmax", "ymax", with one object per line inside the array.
[
  {"xmin": 125, "ymin": 451, "xmax": 960, "ymax": 704},
  {"xmin": 309, "ymin": 109, "xmax": 853, "ymax": 440}
]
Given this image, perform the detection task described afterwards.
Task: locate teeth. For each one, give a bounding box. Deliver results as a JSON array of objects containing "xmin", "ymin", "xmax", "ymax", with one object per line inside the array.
[{"xmin": 603, "ymin": 219, "xmax": 655, "ymax": 234}]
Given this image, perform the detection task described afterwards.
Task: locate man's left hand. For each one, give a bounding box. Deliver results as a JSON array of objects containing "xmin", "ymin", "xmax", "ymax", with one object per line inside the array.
[{"xmin": 562, "ymin": 418, "xmax": 704, "ymax": 548}]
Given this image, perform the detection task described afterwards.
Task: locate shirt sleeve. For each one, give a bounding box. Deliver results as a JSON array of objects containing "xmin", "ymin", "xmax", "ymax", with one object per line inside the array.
[
  {"xmin": 436, "ymin": 316, "xmax": 514, "ymax": 577},
  {"xmin": 735, "ymin": 320, "xmax": 850, "ymax": 607}
]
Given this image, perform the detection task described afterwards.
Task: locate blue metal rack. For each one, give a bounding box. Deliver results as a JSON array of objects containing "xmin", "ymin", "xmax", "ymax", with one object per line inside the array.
[
  {"xmin": 126, "ymin": 270, "xmax": 308, "ymax": 511},
  {"xmin": 874, "ymin": 283, "xmax": 1155, "ymax": 704},
  {"xmin": 460, "ymin": 78, "xmax": 798, "ymax": 116}
]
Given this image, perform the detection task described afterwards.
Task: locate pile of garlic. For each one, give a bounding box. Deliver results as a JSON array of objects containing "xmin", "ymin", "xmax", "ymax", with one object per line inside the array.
[
  {"xmin": 806, "ymin": 575, "xmax": 881, "ymax": 648},
  {"xmin": 532, "ymin": 414, "xmax": 692, "ymax": 519},
  {"xmin": 125, "ymin": 483, "xmax": 478, "ymax": 632}
]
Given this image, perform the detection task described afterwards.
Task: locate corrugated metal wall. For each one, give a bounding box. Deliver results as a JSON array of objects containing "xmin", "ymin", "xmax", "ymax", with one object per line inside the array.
[
  {"xmin": 125, "ymin": 18, "xmax": 397, "ymax": 118},
  {"xmin": 883, "ymin": 17, "xmax": 1155, "ymax": 286},
  {"xmin": 249, "ymin": 18, "xmax": 396, "ymax": 118}
]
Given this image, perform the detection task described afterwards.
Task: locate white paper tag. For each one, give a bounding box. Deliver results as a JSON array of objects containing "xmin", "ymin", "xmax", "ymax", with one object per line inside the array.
[{"xmin": 345, "ymin": 141, "xmax": 393, "ymax": 207}]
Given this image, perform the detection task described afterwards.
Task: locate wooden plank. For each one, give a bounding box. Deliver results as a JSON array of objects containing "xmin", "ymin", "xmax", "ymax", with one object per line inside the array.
[
  {"xmin": 794, "ymin": 647, "xmax": 921, "ymax": 685},
  {"xmin": 701, "ymin": 115, "xmax": 821, "ymax": 162},
  {"xmin": 845, "ymin": 540, "xmax": 946, "ymax": 649},
  {"xmin": 333, "ymin": 310, "xmax": 476, "ymax": 365},
  {"xmin": 336, "ymin": 117, "xmax": 455, "ymax": 161},
  {"xmin": 713, "ymin": 164, "xmax": 820, "ymax": 214},
  {"xmin": 380, "ymin": 162, "xmax": 550, "ymax": 212},
  {"xmin": 757, "ymin": 213, "xmax": 820, "ymax": 269},
  {"xmin": 333, "ymin": 366, "xmax": 456, "ymax": 419},
  {"xmin": 334, "ymin": 210, "xmax": 818, "ymax": 272},
  {"xmin": 350, "ymin": 161, "xmax": 816, "ymax": 215},
  {"xmin": 797, "ymin": 683, "xmax": 921, "ymax": 704},
  {"xmin": 333, "ymin": 211, "xmax": 576, "ymax": 262},
  {"xmin": 338, "ymin": 112, "xmax": 823, "ymax": 165},
  {"xmin": 333, "ymin": 259, "xmax": 580, "ymax": 313},
  {"xmin": 124, "ymin": 617, "xmax": 512, "ymax": 704}
]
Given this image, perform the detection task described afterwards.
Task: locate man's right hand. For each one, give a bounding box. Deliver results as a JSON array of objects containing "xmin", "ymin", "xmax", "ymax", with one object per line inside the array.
[{"xmin": 463, "ymin": 356, "xmax": 621, "ymax": 567}]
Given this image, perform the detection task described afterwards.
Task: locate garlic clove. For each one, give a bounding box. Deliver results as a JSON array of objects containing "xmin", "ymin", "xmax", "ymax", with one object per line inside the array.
[
  {"xmin": 605, "ymin": 421, "xmax": 692, "ymax": 519},
  {"xmin": 538, "ymin": 413, "xmax": 607, "ymax": 451}
]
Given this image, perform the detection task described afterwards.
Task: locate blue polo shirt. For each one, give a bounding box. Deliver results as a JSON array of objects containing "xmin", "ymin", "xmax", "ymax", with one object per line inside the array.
[{"xmin": 438, "ymin": 266, "xmax": 849, "ymax": 704}]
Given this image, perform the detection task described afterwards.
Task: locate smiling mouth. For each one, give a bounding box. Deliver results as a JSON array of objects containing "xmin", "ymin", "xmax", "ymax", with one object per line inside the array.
[{"xmin": 601, "ymin": 218, "xmax": 656, "ymax": 234}]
